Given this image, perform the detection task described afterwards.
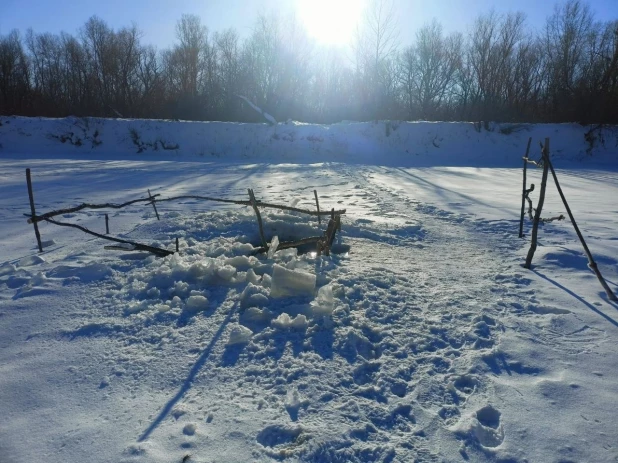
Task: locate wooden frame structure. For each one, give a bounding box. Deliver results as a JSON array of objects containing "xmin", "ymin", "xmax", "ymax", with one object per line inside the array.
[
  {"xmin": 520, "ymin": 139, "xmax": 616, "ymax": 301},
  {"xmin": 24, "ymin": 169, "xmax": 346, "ymax": 259}
]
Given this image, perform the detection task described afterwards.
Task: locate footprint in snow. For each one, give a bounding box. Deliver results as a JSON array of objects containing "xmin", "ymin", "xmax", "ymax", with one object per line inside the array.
[
  {"xmin": 256, "ymin": 424, "xmax": 303, "ymax": 448},
  {"xmin": 528, "ymin": 304, "xmax": 571, "ymax": 315},
  {"xmin": 17, "ymin": 255, "xmax": 45, "ymax": 267},
  {"xmin": 473, "ymin": 405, "xmax": 504, "ymax": 448}
]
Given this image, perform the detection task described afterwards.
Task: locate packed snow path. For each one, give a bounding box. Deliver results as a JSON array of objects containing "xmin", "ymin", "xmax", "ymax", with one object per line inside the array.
[{"xmin": 0, "ymin": 160, "xmax": 617, "ymax": 463}]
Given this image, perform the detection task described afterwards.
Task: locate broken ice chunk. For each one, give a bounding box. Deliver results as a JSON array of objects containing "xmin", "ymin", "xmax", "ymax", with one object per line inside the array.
[
  {"xmin": 267, "ymin": 236, "xmax": 279, "ymax": 259},
  {"xmin": 272, "ymin": 313, "xmax": 309, "ymax": 329},
  {"xmin": 226, "ymin": 324, "xmax": 253, "ymax": 345},
  {"xmin": 270, "ymin": 264, "xmax": 316, "ymax": 298}
]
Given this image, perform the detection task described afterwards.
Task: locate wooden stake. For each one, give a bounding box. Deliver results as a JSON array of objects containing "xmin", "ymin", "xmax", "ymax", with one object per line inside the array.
[
  {"xmin": 105, "ymin": 214, "xmax": 109, "ymax": 234},
  {"xmin": 314, "ymin": 190, "xmax": 321, "ymax": 225},
  {"xmin": 524, "ymin": 138, "xmax": 550, "ymax": 269},
  {"xmin": 148, "ymin": 189, "xmax": 160, "ymax": 220},
  {"xmin": 322, "ymin": 214, "xmax": 341, "ymax": 256},
  {"xmin": 176, "ymin": 237, "xmax": 179, "ymax": 253},
  {"xmin": 545, "ymin": 156, "xmax": 617, "ymax": 301},
  {"xmin": 519, "ymin": 137, "xmax": 532, "ymax": 238},
  {"xmin": 248, "ymin": 189, "xmax": 267, "ymax": 249},
  {"xmin": 26, "ymin": 168, "xmax": 43, "ymax": 252}
]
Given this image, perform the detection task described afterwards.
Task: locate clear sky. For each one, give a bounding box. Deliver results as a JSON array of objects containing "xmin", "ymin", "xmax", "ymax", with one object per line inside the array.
[{"xmin": 2, "ymin": 0, "xmax": 618, "ymax": 49}]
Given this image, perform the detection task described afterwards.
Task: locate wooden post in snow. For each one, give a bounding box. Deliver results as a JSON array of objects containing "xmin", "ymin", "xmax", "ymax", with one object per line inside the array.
[
  {"xmin": 248, "ymin": 189, "xmax": 267, "ymax": 249},
  {"xmin": 519, "ymin": 137, "xmax": 532, "ymax": 238},
  {"xmin": 545, "ymin": 156, "xmax": 617, "ymax": 301},
  {"xmin": 148, "ymin": 189, "xmax": 160, "ymax": 220},
  {"xmin": 314, "ymin": 190, "xmax": 321, "ymax": 225},
  {"xmin": 524, "ymin": 138, "xmax": 550, "ymax": 269},
  {"xmin": 321, "ymin": 213, "xmax": 341, "ymax": 256},
  {"xmin": 26, "ymin": 168, "xmax": 43, "ymax": 252},
  {"xmin": 105, "ymin": 214, "xmax": 109, "ymax": 234}
]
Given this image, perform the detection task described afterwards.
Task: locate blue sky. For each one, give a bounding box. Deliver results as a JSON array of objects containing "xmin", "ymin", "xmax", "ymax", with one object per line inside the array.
[{"xmin": 2, "ymin": 0, "xmax": 617, "ymax": 48}]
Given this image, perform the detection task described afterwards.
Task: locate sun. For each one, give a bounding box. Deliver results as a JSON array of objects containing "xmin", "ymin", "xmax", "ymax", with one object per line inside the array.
[{"xmin": 297, "ymin": 0, "xmax": 366, "ymax": 46}]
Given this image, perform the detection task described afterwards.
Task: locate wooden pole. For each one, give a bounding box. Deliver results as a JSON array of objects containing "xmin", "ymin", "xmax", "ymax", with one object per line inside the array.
[
  {"xmin": 176, "ymin": 237, "xmax": 179, "ymax": 253},
  {"xmin": 545, "ymin": 157, "xmax": 617, "ymax": 301},
  {"xmin": 253, "ymin": 235, "xmax": 323, "ymax": 255},
  {"xmin": 314, "ymin": 190, "xmax": 321, "ymax": 225},
  {"xmin": 105, "ymin": 214, "xmax": 109, "ymax": 234},
  {"xmin": 154, "ymin": 195, "xmax": 346, "ymax": 217},
  {"xmin": 27, "ymin": 194, "xmax": 161, "ymax": 224},
  {"xmin": 42, "ymin": 217, "xmax": 173, "ymax": 257},
  {"xmin": 26, "ymin": 168, "xmax": 43, "ymax": 252},
  {"xmin": 29, "ymin": 194, "xmax": 345, "ymax": 224},
  {"xmin": 248, "ymin": 189, "xmax": 267, "ymax": 249},
  {"xmin": 519, "ymin": 137, "xmax": 532, "ymax": 238},
  {"xmin": 524, "ymin": 138, "xmax": 550, "ymax": 269},
  {"xmin": 148, "ymin": 189, "xmax": 160, "ymax": 220}
]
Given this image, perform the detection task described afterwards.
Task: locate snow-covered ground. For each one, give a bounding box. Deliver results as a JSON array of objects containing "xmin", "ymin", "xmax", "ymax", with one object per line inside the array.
[{"xmin": 1, "ymin": 117, "xmax": 617, "ymax": 462}]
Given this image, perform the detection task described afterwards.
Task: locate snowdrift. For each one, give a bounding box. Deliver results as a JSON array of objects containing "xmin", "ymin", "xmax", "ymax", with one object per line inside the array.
[{"xmin": 1, "ymin": 116, "xmax": 616, "ymax": 166}]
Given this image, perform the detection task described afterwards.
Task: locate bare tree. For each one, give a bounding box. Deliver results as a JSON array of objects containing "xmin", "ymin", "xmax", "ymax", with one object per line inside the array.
[
  {"xmin": 136, "ymin": 45, "xmax": 162, "ymax": 116},
  {"xmin": 543, "ymin": 0, "xmax": 594, "ymax": 119},
  {"xmin": 0, "ymin": 30, "xmax": 30, "ymax": 115},
  {"xmin": 509, "ymin": 37, "xmax": 545, "ymax": 120},
  {"xmin": 238, "ymin": 12, "xmax": 313, "ymax": 121},
  {"xmin": 398, "ymin": 20, "xmax": 462, "ymax": 119},
  {"xmin": 467, "ymin": 11, "xmax": 526, "ymax": 120},
  {"xmin": 214, "ymin": 28, "xmax": 241, "ymax": 119},
  {"xmin": 2, "ymin": 1, "xmax": 618, "ymax": 124},
  {"xmin": 353, "ymin": 0, "xmax": 400, "ymax": 117},
  {"xmin": 173, "ymin": 14, "xmax": 208, "ymax": 97}
]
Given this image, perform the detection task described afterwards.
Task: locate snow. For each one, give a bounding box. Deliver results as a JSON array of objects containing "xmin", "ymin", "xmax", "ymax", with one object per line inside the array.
[{"xmin": 0, "ymin": 116, "xmax": 617, "ymax": 462}]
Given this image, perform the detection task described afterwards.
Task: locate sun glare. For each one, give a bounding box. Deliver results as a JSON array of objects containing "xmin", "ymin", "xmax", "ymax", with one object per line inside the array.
[{"xmin": 297, "ymin": 0, "xmax": 365, "ymax": 46}]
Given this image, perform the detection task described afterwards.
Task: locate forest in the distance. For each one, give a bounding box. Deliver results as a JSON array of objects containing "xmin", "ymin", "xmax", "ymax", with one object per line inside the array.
[{"xmin": 1, "ymin": 0, "xmax": 617, "ymax": 124}]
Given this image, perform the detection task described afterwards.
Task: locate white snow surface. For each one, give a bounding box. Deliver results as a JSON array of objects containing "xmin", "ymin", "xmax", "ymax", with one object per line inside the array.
[{"xmin": 1, "ymin": 116, "xmax": 617, "ymax": 463}]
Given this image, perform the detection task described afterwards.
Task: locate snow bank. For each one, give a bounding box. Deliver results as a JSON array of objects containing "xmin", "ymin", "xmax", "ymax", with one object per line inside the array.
[{"xmin": 2, "ymin": 115, "xmax": 616, "ymax": 166}]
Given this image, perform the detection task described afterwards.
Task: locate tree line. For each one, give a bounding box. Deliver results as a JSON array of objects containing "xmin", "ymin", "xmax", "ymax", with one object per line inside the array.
[{"xmin": 1, "ymin": 0, "xmax": 617, "ymax": 124}]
